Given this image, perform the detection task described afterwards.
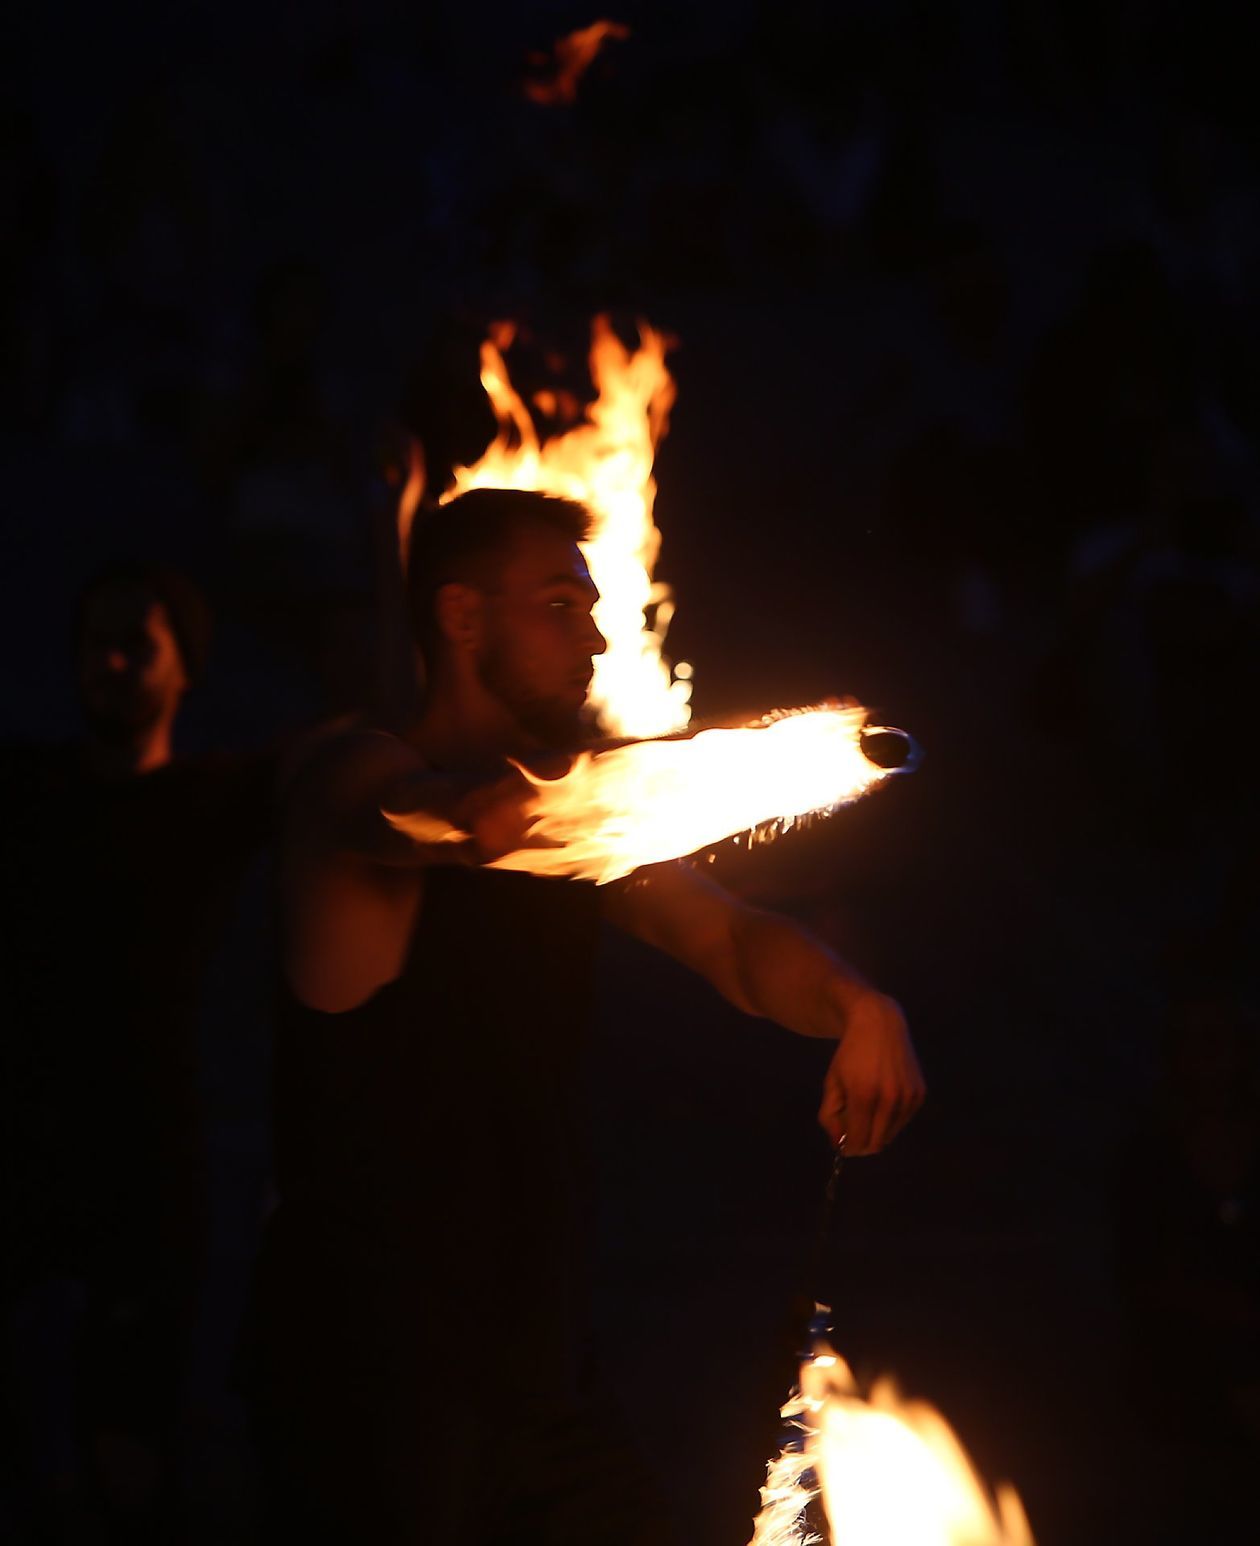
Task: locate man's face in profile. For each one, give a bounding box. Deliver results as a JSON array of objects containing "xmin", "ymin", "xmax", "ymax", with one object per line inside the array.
[
  {"xmin": 476, "ymin": 525, "xmax": 606, "ymax": 748},
  {"xmin": 79, "ymin": 586, "xmax": 188, "ymax": 740}
]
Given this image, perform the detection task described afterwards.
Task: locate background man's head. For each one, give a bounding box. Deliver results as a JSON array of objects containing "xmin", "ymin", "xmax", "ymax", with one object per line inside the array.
[
  {"xmin": 75, "ymin": 564, "xmax": 211, "ymax": 743},
  {"xmin": 406, "ymin": 488, "xmax": 605, "ymax": 747}
]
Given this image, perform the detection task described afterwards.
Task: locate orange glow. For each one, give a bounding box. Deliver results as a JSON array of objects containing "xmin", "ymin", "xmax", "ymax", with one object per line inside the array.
[
  {"xmin": 395, "ymin": 436, "xmax": 425, "ymax": 572},
  {"xmin": 443, "ymin": 316, "xmax": 689, "ymax": 739},
  {"xmin": 524, "ymin": 20, "xmax": 630, "ymax": 106},
  {"xmin": 752, "ymin": 1344, "xmax": 1034, "ymax": 1546},
  {"xmin": 385, "ymin": 705, "xmax": 900, "ymax": 885}
]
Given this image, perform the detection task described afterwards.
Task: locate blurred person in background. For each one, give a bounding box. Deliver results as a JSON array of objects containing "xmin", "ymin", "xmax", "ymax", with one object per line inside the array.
[
  {"xmin": 1109, "ymin": 985, "xmax": 1260, "ymax": 1545},
  {"xmin": 0, "ymin": 563, "xmax": 276, "ymax": 1544}
]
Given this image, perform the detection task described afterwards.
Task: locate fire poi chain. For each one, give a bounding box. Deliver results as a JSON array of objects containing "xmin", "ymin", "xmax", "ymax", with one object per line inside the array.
[{"xmin": 393, "ymin": 316, "xmax": 1034, "ymax": 1544}]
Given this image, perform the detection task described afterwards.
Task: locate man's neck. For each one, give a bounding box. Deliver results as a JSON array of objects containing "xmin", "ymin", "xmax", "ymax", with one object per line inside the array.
[{"xmin": 411, "ymin": 686, "xmax": 535, "ymax": 772}]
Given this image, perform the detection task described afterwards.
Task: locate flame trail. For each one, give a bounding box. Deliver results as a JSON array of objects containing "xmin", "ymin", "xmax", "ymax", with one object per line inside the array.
[
  {"xmin": 386, "ymin": 704, "xmax": 904, "ymax": 885},
  {"xmin": 443, "ymin": 316, "xmax": 689, "ymax": 739}
]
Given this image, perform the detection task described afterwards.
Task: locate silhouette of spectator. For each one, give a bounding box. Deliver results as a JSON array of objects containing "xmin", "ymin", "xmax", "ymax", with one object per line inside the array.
[
  {"xmin": 861, "ymin": 118, "xmax": 955, "ymax": 279},
  {"xmin": 1027, "ymin": 418, "xmax": 1259, "ymax": 850},
  {"xmin": 884, "ymin": 423, "xmax": 1046, "ymax": 638},
  {"xmin": 1109, "ymin": 987, "xmax": 1260, "ymax": 1542},
  {"xmin": 0, "ymin": 564, "xmax": 276, "ymax": 1543}
]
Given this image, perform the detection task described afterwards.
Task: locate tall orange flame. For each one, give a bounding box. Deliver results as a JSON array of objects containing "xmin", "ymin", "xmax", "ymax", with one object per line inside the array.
[
  {"xmin": 443, "ymin": 317, "xmax": 690, "ymax": 739},
  {"xmin": 424, "ymin": 317, "xmax": 917, "ymax": 886}
]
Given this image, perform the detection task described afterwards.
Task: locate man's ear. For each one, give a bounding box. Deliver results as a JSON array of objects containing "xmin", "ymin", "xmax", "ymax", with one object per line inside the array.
[{"xmin": 434, "ymin": 582, "xmax": 485, "ymax": 652}]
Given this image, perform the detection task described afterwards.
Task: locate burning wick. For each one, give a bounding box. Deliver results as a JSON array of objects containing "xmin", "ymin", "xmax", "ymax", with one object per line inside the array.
[{"xmin": 385, "ymin": 703, "xmax": 918, "ymax": 885}]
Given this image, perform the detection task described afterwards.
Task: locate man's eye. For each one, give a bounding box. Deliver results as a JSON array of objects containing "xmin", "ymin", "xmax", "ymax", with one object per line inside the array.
[{"xmin": 548, "ymin": 598, "xmax": 571, "ymax": 610}]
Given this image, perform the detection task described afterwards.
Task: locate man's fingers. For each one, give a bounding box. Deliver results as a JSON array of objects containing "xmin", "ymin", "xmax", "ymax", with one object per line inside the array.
[
  {"xmin": 841, "ymin": 1093, "xmax": 875, "ymax": 1155},
  {"xmin": 821, "ymin": 1058, "xmax": 927, "ymax": 1155},
  {"xmin": 867, "ymin": 1095, "xmax": 899, "ymax": 1153},
  {"xmin": 876, "ymin": 1079, "xmax": 925, "ymax": 1148},
  {"xmin": 882, "ymin": 1078, "xmax": 926, "ymax": 1147},
  {"xmin": 818, "ymin": 1080, "xmax": 847, "ymax": 1148},
  {"xmin": 882, "ymin": 1093, "xmax": 914, "ymax": 1147},
  {"xmin": 847, "ymin": 1084, "xmax": 921, "ymax": 1154},
  {"xmin": 895, "ymin": 1077, "xmax": 926, "ymax": 1138},
  {"xmin": 821, "ymin": 1081, "xmax": 878, "ymax": 1154}
]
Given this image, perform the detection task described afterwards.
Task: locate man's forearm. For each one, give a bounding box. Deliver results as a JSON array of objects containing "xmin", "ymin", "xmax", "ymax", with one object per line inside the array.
[
  {"xmin": 727, "ymin": 908, "xmax": 873, "ymax": 1041},
  {"xmin": 730, "ymin": 908, "xmax": 921, "ymax": 1153},
  {"xmin": 604, "ymin": 864, "xmax": 876, "ymax": 1040}
]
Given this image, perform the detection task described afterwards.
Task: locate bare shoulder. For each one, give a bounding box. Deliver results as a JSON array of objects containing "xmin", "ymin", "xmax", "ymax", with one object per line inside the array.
[
  {"xmin": 281, "ymin": 728, "xmax": 429, "ymax": 870},
  {"xmin": 280, "ymin": 728, "xmax": 430, "ymax": 1009},
  {"xmin": 287, "ymin": 727, "xmax": 425, "ymax": 821}
]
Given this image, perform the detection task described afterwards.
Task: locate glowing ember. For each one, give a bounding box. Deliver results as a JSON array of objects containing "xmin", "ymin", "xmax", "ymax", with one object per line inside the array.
[
  {"xmin": 386, "ymin": 704, "xmax": 903, "ymax": 885},
  {"xmin": 752, "ymin": 1345, "xmax": 1034, "ymax": 1546},
  {"xmin": 524, "ymin": 19, "xmax": 630, "ymax": 106},
  {"xmin": 443, "ymin": 316, "xmax": 690, "ymax": 739}
]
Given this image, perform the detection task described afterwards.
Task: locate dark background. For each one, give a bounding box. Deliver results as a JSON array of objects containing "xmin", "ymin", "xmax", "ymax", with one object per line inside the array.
[{"xmin": 4, "ymin": 3, "xmax": 1259, "ymax": 1543}]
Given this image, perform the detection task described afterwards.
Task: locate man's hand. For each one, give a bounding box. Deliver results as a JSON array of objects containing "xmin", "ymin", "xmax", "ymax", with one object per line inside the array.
[
  {"xmin": 604, "ymin": 864, "xmax": 926, "ymax": 1155},
  {"xmin": 818, "ymin": 987, "xmax": 924, "ymax": 1155}
]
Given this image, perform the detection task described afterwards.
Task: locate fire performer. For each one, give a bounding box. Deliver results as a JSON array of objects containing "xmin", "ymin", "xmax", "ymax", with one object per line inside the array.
[{"xmin": 243, "ymin": 487, "xmax": 925, "ymax": 1545}]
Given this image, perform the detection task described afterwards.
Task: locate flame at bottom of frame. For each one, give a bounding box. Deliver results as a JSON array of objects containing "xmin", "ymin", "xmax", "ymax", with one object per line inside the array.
[{"xmin": 751, "ymin": 1343, "xmax": 1034, "ymax": 1546}]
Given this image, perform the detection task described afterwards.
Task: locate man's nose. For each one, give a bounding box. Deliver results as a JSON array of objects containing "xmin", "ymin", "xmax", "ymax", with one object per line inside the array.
[{"xmin": 587, "ymin": 617, "xmax": 608, "ymax": 656}]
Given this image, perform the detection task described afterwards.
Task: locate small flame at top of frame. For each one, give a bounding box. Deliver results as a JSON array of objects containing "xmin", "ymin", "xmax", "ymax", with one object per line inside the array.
[{"xmin": 524, "ymin": 19, "xmax": 630, "ymax": 106}]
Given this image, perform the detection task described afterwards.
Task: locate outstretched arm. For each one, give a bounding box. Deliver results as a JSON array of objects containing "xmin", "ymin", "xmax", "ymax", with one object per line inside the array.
[{"xmin": 604, "ymin": 862, "xmax": 924, "ymax": 1155}]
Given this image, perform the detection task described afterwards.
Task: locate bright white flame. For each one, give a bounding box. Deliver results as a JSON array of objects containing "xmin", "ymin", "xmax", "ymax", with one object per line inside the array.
[
  {"xmin": 443, "ymin": 317, "xmax": 690, "ymax": 739},
  {"xmin": 752, "ymin": 1346, "xmax": 1034, "ymax": 1546},
  {"xmin": 750, "ymin": 1440, "xmax": 823, "ymax": 1546},
  {"xmin": 386, "ymin": 704, "xmax": 895, "ymax": 884},
  {"xmin": 493, "ymin": 703, "xmax": 891, "ymax": 884}
]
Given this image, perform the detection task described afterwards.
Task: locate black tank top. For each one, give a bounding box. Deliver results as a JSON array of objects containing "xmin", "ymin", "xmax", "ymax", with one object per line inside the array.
[{"xmin": 258, "ymin": 865, "xmax": 602, "ymax": 1398}]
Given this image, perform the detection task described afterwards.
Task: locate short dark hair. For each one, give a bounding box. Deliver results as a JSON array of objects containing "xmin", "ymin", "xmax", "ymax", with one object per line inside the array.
[
  {"xmin": 405, "ymin": 487, "xmax": 593, "ymax": 663},
  {"xmin": 75, "ymin": 562, "xmax": 213, "ymax": 684}
]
